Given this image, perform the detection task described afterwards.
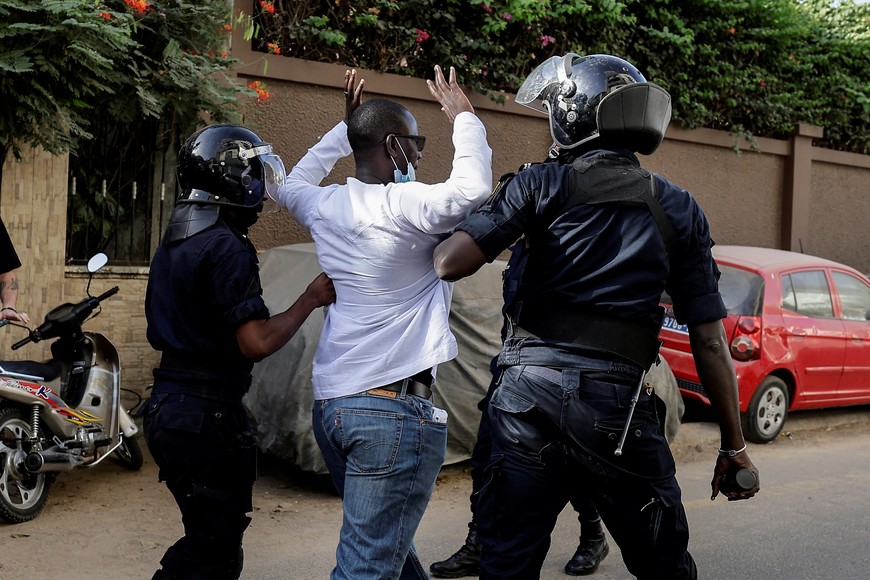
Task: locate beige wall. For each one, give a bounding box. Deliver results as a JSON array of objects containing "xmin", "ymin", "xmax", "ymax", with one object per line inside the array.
[
  {"xmin": 2, "ymin": 17, "xmax": 869, "ymax": 398},
  {"xmin": 245, "ymin": 70, "xmax": 868, "ymax": 276},
  {"xmin": 809, "ymin": 161, "xmax": 870, "ymax": 269},
  {"xmin": 646, "ymin": 138, "xmax": 786, "ymax": 250}
]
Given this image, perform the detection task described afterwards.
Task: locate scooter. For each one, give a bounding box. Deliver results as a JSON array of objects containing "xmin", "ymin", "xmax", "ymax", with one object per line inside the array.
[{"xmin": 0, "ymin": 253, "xmax": 141, "ymax": 523}]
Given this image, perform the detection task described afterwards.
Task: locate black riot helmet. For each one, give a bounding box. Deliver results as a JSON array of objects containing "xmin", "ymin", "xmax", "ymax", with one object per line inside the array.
[
  {"xmin": 175, "ymin": 124, "xmax": 286, "ymax": 208},
  {"xmin": 516, "ymin": 53, "xmax": 672, "ymax": 155}
]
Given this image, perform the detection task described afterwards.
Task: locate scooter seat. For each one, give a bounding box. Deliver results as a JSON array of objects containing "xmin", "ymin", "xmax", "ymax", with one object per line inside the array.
[{"xmin": 0, "ymin": 360, "xmax": 63, "ymax": 382}]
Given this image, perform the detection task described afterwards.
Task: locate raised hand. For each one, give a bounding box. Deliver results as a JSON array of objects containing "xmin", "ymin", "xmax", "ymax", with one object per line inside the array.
[
  {"xmin": 344, "ymin": 69, "xmax": 365, "ymax": 123},
  {"xmin": 426, "ymin": 65, "xmax": 474, "ymax": 123}
]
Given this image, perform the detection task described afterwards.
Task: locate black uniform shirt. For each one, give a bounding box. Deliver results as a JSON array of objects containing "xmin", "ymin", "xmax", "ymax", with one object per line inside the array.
[
  {"xmin": 0, "ymin": 217, "xmax": 22, "ymax": 274},
  {"xmin": 145, "ymin": 218, "xmax": 270, "ymax": 378},
  {"xmin": 456, "ymin": 149, "xmax": 726, "ymax": 333}
]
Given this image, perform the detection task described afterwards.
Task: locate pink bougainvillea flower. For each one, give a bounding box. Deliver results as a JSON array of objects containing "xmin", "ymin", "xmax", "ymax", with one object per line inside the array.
[
  {"xmin": 758, "ymin": 81, "xmax": 767, "ymax": 87},
  {"xmin": 540, "ymin": 35, "xmax": 555, "ymax": 47},
  {"xmin": 480, "ymin": 3, "xmax": 493, "ymax": 14},
  {"xmin": 502, "ymin": 12, "xmax": 512, "ymax": 20},
  {"xmin": 415, "ymin": 29, "xmax": 430, "ymax": 43}
]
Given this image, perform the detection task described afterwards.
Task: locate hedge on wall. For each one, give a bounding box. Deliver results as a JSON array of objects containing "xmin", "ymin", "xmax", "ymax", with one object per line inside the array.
[{"xmin": 252, "ymin": 0, "xmax": 870, "ymax": 154}]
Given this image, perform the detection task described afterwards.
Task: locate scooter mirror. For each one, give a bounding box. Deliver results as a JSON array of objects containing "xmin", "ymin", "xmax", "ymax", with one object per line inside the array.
[{"xmin": 87, "ymin": 253, "xmax": 109, "ymax": 273}]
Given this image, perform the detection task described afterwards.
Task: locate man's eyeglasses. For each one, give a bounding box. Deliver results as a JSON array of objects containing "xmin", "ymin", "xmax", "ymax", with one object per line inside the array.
[{"xmin": 383, "ymin": 134, "xmax": 426, "ymax": 152}]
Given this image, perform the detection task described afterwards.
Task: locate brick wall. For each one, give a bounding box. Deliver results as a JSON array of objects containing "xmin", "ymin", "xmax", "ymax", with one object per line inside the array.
[{"xmin": 1, "ymin": 146, "xmax": 154, "ymax": 410}]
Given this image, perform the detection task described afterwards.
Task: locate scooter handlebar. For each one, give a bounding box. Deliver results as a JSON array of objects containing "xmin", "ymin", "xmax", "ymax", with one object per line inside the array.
[
  {"xmin": 8, "ymin": 287, "xmax": 120, "ymax": 350},
  {"xmin": 95, "ymin": 286, "xmax": 120, "ymax": 303},
  {"xmin": 11, "ymin": 334, "xmax": 34, "ymax": 350}
]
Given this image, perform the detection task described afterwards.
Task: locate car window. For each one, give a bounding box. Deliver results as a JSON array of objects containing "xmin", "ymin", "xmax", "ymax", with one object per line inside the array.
[
  {"xmin": 717, "ymin": 265, "xmax": 764, "ymax": 315},
  {"xmin": 832, "ymin": 271, "xmax": 870, "ymax": 321},
  {"xmin": 781, "ymin": 270, "xmax": 834, "ymax": 318},
  {"xmin": 660, "ymin": 264, "xmax": 763, "ymax": 316}
]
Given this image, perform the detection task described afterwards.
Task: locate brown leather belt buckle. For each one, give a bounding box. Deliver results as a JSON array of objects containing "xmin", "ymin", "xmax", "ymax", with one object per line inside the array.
[{"xmin": 367, "ymin": 388, "xmax": 398, "ymax": 398}]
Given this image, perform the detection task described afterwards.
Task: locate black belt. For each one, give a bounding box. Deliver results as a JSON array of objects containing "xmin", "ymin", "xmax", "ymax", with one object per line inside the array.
[
  {"xmin": 158, "ymin": 352, "xmax": 252, "ymax": 387},
  {"xmin": 367, "ymin": 369, "xmax": 433, "ymax": 400},
  {"xmin": 515, "ymin": 306, "xmax": 660, "ymax": 369},
  {"xmin": 151, "ymin": 382, "xmax": 247, "ymax": 404}
]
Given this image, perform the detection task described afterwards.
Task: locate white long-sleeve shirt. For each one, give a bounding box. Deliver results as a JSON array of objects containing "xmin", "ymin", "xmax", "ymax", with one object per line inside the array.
[{"xmin": 276, "ymin": 111, "xmax": 493, "ymax": 399}]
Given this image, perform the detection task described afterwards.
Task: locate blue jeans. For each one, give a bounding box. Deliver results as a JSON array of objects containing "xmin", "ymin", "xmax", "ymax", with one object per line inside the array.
[
  {"xmin": 313, "ymin": 391, "xmax": 448, "ymax": 580},
  {"xmin": 479, "ymin": 362, "xmax": 696, "ymax": 579}
]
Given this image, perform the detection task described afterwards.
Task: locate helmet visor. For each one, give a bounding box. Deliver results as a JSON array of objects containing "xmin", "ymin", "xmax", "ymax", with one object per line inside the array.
[
  {"xmin": 261, "ymin": 154, "xmax": 286, "ymax": 201},
  {"xmin": 515, "ymin": 53, "xmax": 578, "ymax": 112}
]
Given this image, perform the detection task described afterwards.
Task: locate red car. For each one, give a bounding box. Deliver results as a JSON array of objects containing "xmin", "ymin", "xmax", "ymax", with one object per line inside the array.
[{"xmin": 659, "ymin": 245, "xmax": 870, "ymax": 443}]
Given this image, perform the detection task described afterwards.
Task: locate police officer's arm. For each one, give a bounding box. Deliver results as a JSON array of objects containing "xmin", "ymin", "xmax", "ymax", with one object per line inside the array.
[
  {"xmin": 235, "ymin": 272, "xmax": 336, "ymax": 363},
  {"xmin": 689, "ymin": 319, "xmax": 760, "ymax": 500},
  {"xmin": 434, "ymin": 231, "xmax": 487, "ymax": 282}
]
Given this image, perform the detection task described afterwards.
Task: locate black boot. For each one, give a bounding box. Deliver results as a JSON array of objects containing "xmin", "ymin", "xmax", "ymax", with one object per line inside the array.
[
  {"xmin": 564, "ymin": 535, "xmax": 609, "ymax": 576},
  {"xmin": 429, "ymin": 523, "xmax": 481, "ymax": 578}
]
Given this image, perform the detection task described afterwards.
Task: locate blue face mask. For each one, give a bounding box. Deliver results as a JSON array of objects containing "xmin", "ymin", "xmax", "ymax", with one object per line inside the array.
[{"xmin": 390, "ymin": 140, "xmax": 416, "ymax": 183}]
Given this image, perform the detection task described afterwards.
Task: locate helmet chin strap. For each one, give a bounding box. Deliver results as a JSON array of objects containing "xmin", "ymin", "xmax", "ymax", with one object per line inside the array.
[{"xmin": 221, "ymin": 203, "xmax": 262, "ymax": 233}]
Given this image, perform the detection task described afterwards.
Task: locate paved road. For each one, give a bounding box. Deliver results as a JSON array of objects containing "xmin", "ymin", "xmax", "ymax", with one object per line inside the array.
[
  {"xmin": 239, "ymin": 406, "xmax": 870, "ymax": 579},
  {"xmin": 1, "ymin": 406, "xmax": 867, "ymax": 579},
  {"xmin": 410, "ymin": 407, "xmax": 870, "ymax": 580}
]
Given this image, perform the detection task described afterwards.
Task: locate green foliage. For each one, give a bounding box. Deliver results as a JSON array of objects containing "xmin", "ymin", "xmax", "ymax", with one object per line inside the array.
[
  {"xmin": 253, "ymin": 0, "xmax": 870, "ymax": 154},
  {"xmin": 0, "ymin": 0, "xmax": 257, "ymax": 162},
  {"xmin": 0, "ymin": 0, "xmax": 137, "ymax": 160},
  {"xmin": 0, "ymin": 0, "xmax": 267, "ymax": 260}
]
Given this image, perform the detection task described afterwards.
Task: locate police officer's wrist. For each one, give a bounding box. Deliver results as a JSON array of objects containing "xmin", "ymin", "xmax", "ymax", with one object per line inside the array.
[{"xmin": 717, "ymin": 444, "xmax": 747, "ymax": 457}]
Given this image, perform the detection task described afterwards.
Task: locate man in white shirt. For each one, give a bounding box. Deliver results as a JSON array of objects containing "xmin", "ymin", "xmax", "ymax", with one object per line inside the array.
[{"xmin": 274, "ymin": 67, "xmax": 492, "ymax": 579}]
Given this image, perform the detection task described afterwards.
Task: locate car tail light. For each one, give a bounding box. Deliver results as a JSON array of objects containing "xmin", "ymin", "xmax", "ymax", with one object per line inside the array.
[{"xmin": 730, "ymin": 316, "xmax": 761, "ymax": 361}]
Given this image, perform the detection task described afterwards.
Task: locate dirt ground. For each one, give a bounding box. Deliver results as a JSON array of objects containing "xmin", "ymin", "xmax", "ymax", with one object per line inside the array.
[{"xmin": 1, "ymin": 412, "xmax": 868, "ymax": 579}]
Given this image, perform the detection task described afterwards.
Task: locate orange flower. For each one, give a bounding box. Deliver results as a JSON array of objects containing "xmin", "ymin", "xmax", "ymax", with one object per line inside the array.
[
  {"xmin": 267, "ymin": 42, "xmax": 282, "ymax": 55},
  {"xmin": 99, "ymin": 11, "xmax": 111, "ymax": 20},
  {"xmin": 259, "ymin": 1, "xmax": 276, "ymax": 15},
  {"xmin": 124, "ymin": 0, "xmax": 149, "ymax": 15},
  {"xmin": 247, "ymin": 80, "xmax": 270, "ymax": 102},
  {"xmin": 224, "ymin": 24, "xmax": 233, "ymax": 32}
]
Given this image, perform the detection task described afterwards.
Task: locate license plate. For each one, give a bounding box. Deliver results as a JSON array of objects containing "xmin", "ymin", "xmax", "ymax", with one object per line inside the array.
[{"xmin": 661, "ymin": 315, "xmax": 689, "ymax": 334}]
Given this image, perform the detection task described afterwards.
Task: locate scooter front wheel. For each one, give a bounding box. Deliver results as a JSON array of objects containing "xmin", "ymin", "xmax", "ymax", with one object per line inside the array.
[
  {"xmin": 113, "ymin": 433, "xmax": 144, "ymax": 470},
  {"xmin": 0, "ymin": 406, "xmax": 53, "ymax": 523}
]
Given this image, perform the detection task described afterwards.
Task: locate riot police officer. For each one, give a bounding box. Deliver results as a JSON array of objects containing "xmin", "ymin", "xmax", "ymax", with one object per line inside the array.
[
  {"xmin": 143, "ymin": 124, "xmax": 335, "ymax": 579},
  {"xmin": 433, "ymin": 53, "xmax": 759, "ymax": 579}
]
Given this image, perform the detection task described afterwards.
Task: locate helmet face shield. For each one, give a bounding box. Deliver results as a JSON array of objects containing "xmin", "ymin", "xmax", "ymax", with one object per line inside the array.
[
  {"xmin": 260, "ymin": 153, "xmax": 286, "ymax": 202},
  {"xmin": 515, "ymin": 54, "xmax": 576, "ymax": 113},
  {"xmin": 238, "ymin": 143, "xmax": 285, "ymax": 201}
]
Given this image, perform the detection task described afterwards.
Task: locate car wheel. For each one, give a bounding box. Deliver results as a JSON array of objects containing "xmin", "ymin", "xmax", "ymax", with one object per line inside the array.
[{"xmin": 742, "ymin": 376, "xmax": 789, "ymax": 444}]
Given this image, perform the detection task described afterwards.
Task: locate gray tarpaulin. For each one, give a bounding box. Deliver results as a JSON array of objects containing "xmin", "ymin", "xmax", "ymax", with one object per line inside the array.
[
  {"xmin": 243, "ymin": 243, "xmax": 682, "ymax": 475},
  {"xmin": 243, "ymin": 243, "xmax": 503, "ymax": 474}
]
